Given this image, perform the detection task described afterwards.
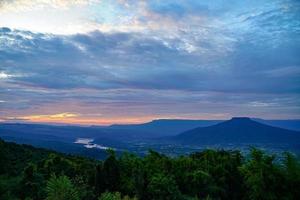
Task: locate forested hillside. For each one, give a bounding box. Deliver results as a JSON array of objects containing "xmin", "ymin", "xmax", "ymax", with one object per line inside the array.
[{"xmin": 1, "ymin": 138, "xmax": 300, "ymax": 200}]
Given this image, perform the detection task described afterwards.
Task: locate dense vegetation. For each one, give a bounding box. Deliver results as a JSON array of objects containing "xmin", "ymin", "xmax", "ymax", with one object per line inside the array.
[{"xmin": 0, "ymin": 139, "xmax": 300, "ymax": 200}]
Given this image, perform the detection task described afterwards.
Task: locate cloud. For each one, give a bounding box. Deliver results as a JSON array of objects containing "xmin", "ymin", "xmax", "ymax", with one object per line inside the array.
[
  {"xmin": 0, "ymin": 0, "xmax": 94, "ymax": 11},
  {"xmin": 4, "ymin": 112, "xmax": 78, "ymax": 120},
  {"xmin": 2, "ymin": 26, "xmax": 299, "ymax": 93},
  {"xmin": 0, "ymin": 28, "xmax": 234, "ymax": 91},
  {"xmin": 0, "ymin": 71, "xmax": 12, "ymax": 79},
  {"xmin": 2, "ymin": 112, "xmax": 82, "ymax": 124},
  {"xmin": 0, "ymin": 0, "xmax": 300, "ymax": 123}
]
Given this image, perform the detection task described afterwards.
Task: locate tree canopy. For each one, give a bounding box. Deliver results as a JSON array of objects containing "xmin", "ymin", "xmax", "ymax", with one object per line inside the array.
[{"xmin": 0, "ymin": 139, "xmax": 299, "ymax": 200}]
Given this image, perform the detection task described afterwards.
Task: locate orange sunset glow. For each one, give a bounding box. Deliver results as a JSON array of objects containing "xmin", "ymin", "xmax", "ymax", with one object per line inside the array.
[{"xmin": 3, "ymin": 112, "xmax": 171, "ymax": 125}]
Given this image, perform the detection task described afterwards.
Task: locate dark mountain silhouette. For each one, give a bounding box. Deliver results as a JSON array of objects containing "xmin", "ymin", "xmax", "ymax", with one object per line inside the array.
[
  {"xmin": 0, "ymin": 123, "xmax": 158, "ymax": 142},
  {"xmin": 0, "ymin": 119, "xmax": 222, "ymax": 142},
  {"xmin": 1, "ymin": 118, "xmax": 300, "ymax": 155},
  {"xmin": 109, "ymin": 118, "xmax": 300, "ymax": 134},
  {"xmin": 109, "ymin": 119, "xmax": 222, "ymax": 135},
  {"xmin": 174, "ymin": 117, "xmax": 300, "ymax": 145},
  {"xmin": 253, "ymin": 119, "xmax": 300, "ymax": 131},
  {"xmin": 1, "ymin": 118, "xmax": 299, "ymax": 141}
]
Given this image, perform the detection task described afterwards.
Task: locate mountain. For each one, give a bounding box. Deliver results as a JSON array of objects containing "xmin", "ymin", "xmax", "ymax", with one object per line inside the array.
[
  {"xmin": 2, "ymin": 118, "xmax": 300, "ymax": 156},
  {"xmin": 0, "ymin": 119, "xmax": 221, "ymax": 141},
  {"xmin": 0, "ymin": 121, "xmax": 223, "ymax": 157},
  {"xmin": 109, "ymin": 119, "xmax": 222, "ymax": 136},
  {"xmin": 253, "ymin": 119, "xmax": 300, "ymax": 131},
  {"xmin": 1, "ymin": 118, "xmax": 298, "ymax": 141},
  {"xmin": 174, "ymin": 117, "xmax": 300, "ymax": 146},
  {"xmin": 0, "ymin": 123, "xmax": 155, "ymax": 140},
  {"xmin": 93, "ymin": 118, "xmax": 300, "ymax": 134},
  {"xmin": 0, "ymin": 123, "xmax": 133, "ymax": 158}
]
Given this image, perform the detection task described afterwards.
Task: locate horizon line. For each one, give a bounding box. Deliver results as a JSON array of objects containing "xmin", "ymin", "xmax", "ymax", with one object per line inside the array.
[{"xmin": 1, "ymin": 117, "xmax": 300, "ymax": 127}]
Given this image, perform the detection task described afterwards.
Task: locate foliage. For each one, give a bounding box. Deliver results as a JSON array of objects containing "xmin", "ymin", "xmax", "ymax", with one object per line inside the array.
[
  {"xmin": 99, "ymin": 192, "xmax": 137, "ymax": 200},
  {"xmin": 147, "ymin": 173, "xmax": 182, "ymax": 200},
  {"xmin": 0, "ymin": 139, "xmax": 300, "ymax": 200},
  {"xmin": 45, "ymin": 175, "xmax": 79, "ymax": 200},
  {"xmin": 99, "ymin": 192, "xmax": 122, "ymax": 200},
  {"xmin": 102, "ymin": 150, "xmax": 120, "ymax": 192}
]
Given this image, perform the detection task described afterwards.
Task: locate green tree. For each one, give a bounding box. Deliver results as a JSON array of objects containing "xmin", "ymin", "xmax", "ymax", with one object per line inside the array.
[
  {"xmin": 45, "ymin": 175, "xmax": 79, "ymax": 200},
  {"xmin": 239, "ymin": 148, "xmax": 283, "ymax": 200},
  {"xmin": 73, "ymin": 175, "xmax": 96, "ymax": 200},
  {"xmin": 0, "ymin": 140, "xmax": 8, "ymax": 174},
  {"xmin": 147, "ymin": 173, "xmax": 182, "ymax": 200},
  {"xmin": 103, "ymin": 150, "xmax": 120, "ymax": 191},
  {"xmin": 283, "ymin": 152, "xmax": 300, "ymax": 199},
  {"xmin": 119, "ymin": 152, "xmax": 145, "ymax": 198},
  {"xmin": 99, "ymin": 192, "xmax": 122, "ymax": 200},
  {"xmin": 3, "ymin": 139, "xmax": 300, "ymax": 200},
  {"xmin": 95, "ymin": 163, "xmax": 105, "ymax": 196},
  {"xmin": 20, "ymin": 163, "xmax": 44, "ymax": 200},
  {"xmin": 43, "ymin": 154, "xmax": 75, "ymax": 178},
  {"xmin": 98, "ymin": 192, "xmax": 137, "ymax": 200}
]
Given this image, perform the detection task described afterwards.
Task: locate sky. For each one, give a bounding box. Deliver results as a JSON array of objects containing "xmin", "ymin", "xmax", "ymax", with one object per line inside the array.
[{"xmin": 0, "ymin": 0, "xmax": 300, "ymax": 125}]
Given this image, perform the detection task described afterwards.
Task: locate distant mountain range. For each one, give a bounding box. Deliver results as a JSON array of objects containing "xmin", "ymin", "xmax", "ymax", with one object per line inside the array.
[
  {"xmin": 108, "ymin": 119, "xmax": 223, "ymax": 135},
  {"xmin": 1, "ymin": 118, "xmax": 300, "ymax": 157},
  {"xmin": 252, "ymin": 119, "xmax": 300, "ymax": 131},
  {"xmin": 174, "ymin": 117, "xmax": 300, "ymax": 146},
  {"xmin": 109, "ymin": 118, "xmax": 300, "ymax": 132}
]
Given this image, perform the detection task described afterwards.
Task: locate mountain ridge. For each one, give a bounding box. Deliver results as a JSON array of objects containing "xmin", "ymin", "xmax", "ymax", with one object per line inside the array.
[{"xmin": 174, "ymin": 117, "xmax": 300, "ymax": 145}]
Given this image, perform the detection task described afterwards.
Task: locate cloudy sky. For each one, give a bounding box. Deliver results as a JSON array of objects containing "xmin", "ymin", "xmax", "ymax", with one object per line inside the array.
[{"xmin": 0, "ymin": 0, "xmax": 300, "ymax": 125}]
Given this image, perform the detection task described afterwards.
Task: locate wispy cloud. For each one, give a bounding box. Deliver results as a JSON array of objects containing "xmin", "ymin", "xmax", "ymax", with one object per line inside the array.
[
  {"xmin": 0, "ymin": 0, "xmax": 300, "ymax": 123},
  {"xmin": 0, "ymin": 0, "xmax": 94, "ymax": 11},
  {"xmin": 5, "ymin": 112, "xmax": 79, "ymax": 120}
]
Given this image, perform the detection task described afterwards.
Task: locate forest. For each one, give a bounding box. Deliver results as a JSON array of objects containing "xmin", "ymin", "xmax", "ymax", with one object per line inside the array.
[{"xmin": 0, "ymin": 138, "xmax": 300, "ymax": 200}]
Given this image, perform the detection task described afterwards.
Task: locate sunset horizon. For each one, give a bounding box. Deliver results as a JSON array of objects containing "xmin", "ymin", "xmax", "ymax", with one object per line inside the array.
[{"xmin": 1, "ymin": 113, "xmax": 300, "ymax": 126}]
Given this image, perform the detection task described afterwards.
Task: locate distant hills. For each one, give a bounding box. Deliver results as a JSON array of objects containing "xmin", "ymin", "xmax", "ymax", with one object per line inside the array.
[
  {"xmin": 109, "ymin": 118, "xmax": 300, "ymax": 133},
  {"xmin": 253, "ymin": 118, "xmax": 300, "ymax": 131},
  {"xmin": 1, "ymin": 118, "xmax": 300, "ymax": 156},
  {"xmin": 174, "ymin": 117, "xmax": 300, "ymax": 146},
  {"xmin": 108, "ymin": 119, "xmax": 222, "ymax": 136}
]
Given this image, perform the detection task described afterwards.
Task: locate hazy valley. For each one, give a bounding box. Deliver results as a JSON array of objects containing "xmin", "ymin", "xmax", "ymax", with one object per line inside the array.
[{"xmin": 1, "ymin": 118, "xmax": 300, "ymax": 159}]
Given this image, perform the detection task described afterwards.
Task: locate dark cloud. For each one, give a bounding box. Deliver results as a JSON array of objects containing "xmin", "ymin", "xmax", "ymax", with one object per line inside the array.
[
  {"xmin": 2, "ymin": 27, "xmax": 298, "ymax": 93},
  {"xmin": 0, "ymin": 0, "xmax": 300, "ymax": 120}
]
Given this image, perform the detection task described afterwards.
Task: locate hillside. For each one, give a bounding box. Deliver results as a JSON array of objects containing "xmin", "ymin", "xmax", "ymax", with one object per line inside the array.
[
  {"xmin": 0, "ymin": 120, "xmax": 220, "ymax": 143},
  {"xmin": 254, "ymin": 119, "xmax": 300, "ymax": 131},
  {"xmin": 175, "ymin": 117, "xmax": 300, "ymax": 146},
  {"xmin": 1, "ymin": 139, "xmax": 300, "ymax": 200},
  {"xmin": 1, "ymin": 118, "xmax": 300, "ymax": 156},
  {"xmin": 109, "ymin": 119, "xmax": 222, "ymax": 136}
]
